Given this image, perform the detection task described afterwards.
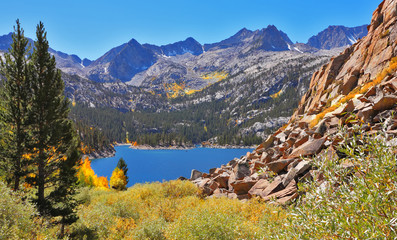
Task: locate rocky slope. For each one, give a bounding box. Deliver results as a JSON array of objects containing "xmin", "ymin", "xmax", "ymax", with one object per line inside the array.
[{"xmin": 192, "ymin": 0, "xmax": 397, "ymax": 202}]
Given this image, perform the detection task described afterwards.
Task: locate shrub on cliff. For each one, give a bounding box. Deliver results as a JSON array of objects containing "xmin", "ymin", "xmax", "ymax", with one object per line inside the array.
[{"xmin": 286, "ymin": 125, "xmax": 397, "ymax": 239}]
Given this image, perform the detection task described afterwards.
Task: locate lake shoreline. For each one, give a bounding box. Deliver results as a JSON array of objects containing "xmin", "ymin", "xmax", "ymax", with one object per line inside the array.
[
  {"xmin": 127, "ymin": 145, "xmax": 255, "ymax": 150},
  {"xmin": 114, "ymin": 143, "xmax": 255, "ymax": 150}
]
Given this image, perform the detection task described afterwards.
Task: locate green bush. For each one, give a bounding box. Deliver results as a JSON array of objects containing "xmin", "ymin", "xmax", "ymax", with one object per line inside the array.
[
  {"xmin": 165, "ymin": 198, "xmax": 271, "ymax": 240},
  {"xmin": 286, "ymin": 125, "xmax": 397, "ymax": 239},
  {"xmin": 133, "ymin": 218, "xmax": 167, "ymax": 240},
  {"xmin": 0, "ymin": 182, "xmax": 52, "ymax": 239}
]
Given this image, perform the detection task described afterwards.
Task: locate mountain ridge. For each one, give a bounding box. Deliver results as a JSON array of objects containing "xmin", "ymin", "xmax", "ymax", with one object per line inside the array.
[{"xmin": 0, "ymin": 24, "xmax": 368, "ymax": 87}]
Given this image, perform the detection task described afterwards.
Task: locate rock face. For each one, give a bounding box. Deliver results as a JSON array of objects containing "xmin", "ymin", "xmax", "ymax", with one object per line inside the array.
[
  {"xmin": 85, "ymin": 39, "xmax": 158, "ymax": 83},
  {"xmin": 192, "ymin": 0, "xmax": 397, "ymax": 203},
  {"xmin": 307, "ymin": 25, "xmax": 368, "ymax": 50},
  {"xmin": 144, "ymin": 37, "xmax": 204, "ymax": 57}
]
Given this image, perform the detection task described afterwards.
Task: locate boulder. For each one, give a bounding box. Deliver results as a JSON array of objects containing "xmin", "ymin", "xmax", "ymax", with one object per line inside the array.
[
  {"xmin": 251, "ymin": 160, "xmax": 265, "ymax": 173},
  {"xmin": 263, "ymin": 179, "xmax": 297, "ymax": 201},
  {"xmin": 248, "ymin": 179, "xmax": 271, "ymax": 197},
  {"xmin": 237, "ymin": 194, "xmax": 250, "ymax": 200},
  {"xmin": 211, "ymin": 188, "xmax": 231, "ymax": 198},
  {"xmin": 190, "ymin": 169, "xmax": 203, "ymax": 181},
  {"xmin": 275, "ymin": 132, "xmax": 287, "ymax": 143},
  {"xmin": 203, "ymin": 181, "xmax": 220, "ymax": 195},
  {"xmin": 266, "ymin": 158, "xmax": 295, "ymax": 174},
  {"xmin": 298, "ymin": 121, "xmax": 309, "ymax": 129},
  {"xmin": 233, "ymin": 162, "xmax": 251, "ymax": 180},
  {"xmin": 209, "ymin": 168, "xmax": 217, "ymax": 175},
  {"xmin": 289, "ymin": 137, "xmax": 326, "ymax": 158},
  {"xmin": 227, "ymin": 158, "xmax": 238, "ymax": 168},
  {"xmin": 341, "ymin": 74, "xmax": 358, "ymax": 95},
  {"xmin": 295, "ymin": 160, "xmax": 312, "ymax": 175},
  {"xmin": 256, "ymin": 135, "xmax": 275, "ymax": 150},
  {"xmin": 364, "ymin": 86, "xmax": 377, "ymax": 98},
  {"xmin": 282, "ymin": 168, "xmax": 297, "ymax": 187},
  {"xmin": 260, "ymin": 152, "xmax": 272, "ymax": 163},
  {"xmin": 357, "ymin": 106, "xmax": 375, "ymax": 122},
  {"xmin": 294, "ymin": 135, "xmax": 309, "ymax": 148},
  {"xmin": 213, "ymin": 173, "xmax": 230, "ymax": 189},
  {"xmin": 231, "ymin": 180, "xmax": 257, "ymax": 195},
  {"xmin": 373, "ymin": 95, "xmax": 397, "ymax": 111},
  {"xmin": 283, "ymin": 160, "xmax": 311, "ymax": 186},
  {"xmin": 277, "ymin": 192, "xmax": 299, "ymax": 204},
  {"xmin": 261, "ymin": 176, "xmax": 284, "ymax": 198},
  {"xmin": 289, "ymin": 130, "xmax": 300, "ymax": 139}
]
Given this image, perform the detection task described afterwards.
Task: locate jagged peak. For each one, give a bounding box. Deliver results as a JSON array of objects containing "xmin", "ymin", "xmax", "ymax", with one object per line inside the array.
[{"xmin": 127, "ymin": 38, "xmax": 141, "ymax": 46}]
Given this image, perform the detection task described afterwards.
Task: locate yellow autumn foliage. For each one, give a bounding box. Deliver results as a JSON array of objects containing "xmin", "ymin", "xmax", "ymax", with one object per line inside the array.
[
  {"xmin": 77, "ymin": 156, "xmax": 109, "ymax": 189},
  {"xmin": 162, "ymin": 71, "xmax": 229, "ymax": 99},
  {"xmin": 201, "ymin": 71, "xmax": 229, "ymax": 81},
  {"xmin": 75, "ymin": 180, "xmax": 287, "ymax": 239},
  {"xmin": 110, "ymin": 167, "xmax": 127, "ymax": 191},
  {"xmin": 310, "ymin": 56, "xmax": 397, "ymax": 128},
  {"xmin": 271, "ymin": 89, "xmax": 283, "ymax": 99}
]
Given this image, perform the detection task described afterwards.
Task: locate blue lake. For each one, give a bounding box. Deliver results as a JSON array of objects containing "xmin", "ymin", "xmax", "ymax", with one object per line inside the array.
[{"xmin": 91, "ymin": 146, "xmax": 253, "ymax": 187}]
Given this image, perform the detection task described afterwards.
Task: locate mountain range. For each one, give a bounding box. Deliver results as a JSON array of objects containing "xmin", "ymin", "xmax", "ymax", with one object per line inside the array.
[
  {"xmin": 0, "ymin": 24, "xmax": 368, "ymax": 85},
  {"xmin": 0, "ymin": 24, "xmax": 370, "ymax": 146},
  {"xmin": 53, "ymin": 24, "xmax": 368, "ymax": 85}
]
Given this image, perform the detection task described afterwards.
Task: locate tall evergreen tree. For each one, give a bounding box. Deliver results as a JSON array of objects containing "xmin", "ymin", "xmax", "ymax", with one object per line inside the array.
[
  {"xmin": 0, "ymin": 20, "xmax": 32, "ymax": 190},
  {"xmin": 28, "ymin": 22, "xmax": 80, "ymax": 236},
  {"xmin": 117, "ymin": 157, "xmax": 129, "ymax": 185}
]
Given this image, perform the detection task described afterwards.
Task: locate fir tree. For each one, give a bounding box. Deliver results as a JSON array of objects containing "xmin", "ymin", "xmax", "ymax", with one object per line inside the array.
[
  {"xmin": 28, "ymin": 22, "xmax": 80, "ymax": 236},
  {"xmin": 117, "ymin": 157, "xmax": 129, "ymax": 185},
  {"xmin": 0, "ymin": 20, "xmax": 32, "ymax": 190}
]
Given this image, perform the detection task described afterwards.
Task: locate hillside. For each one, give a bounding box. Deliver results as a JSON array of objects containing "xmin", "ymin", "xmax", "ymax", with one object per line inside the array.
[{"xmin": 193, "ymin": 0, "xmax": 397, "ymax": 202}]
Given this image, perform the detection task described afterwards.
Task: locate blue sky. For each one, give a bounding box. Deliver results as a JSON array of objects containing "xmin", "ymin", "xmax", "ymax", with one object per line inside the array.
[{"xmin": 0, "ymin": 0, "xmax": 380, "ymax": 60}]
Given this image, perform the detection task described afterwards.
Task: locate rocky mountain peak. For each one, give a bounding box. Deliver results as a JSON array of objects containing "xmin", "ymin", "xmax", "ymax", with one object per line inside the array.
[
  {"xmin": 307, "ymin": 24, "xmax": 368, "ymax": 50},
  {"xmin": 192, "ymin": 0, "xmax": 397, "ymax": 202},
  {"xmin": 236, "ymin": 27, "xmax": 253, "ymax": 36},
  {"xmin": 253, "ymin": 25, "xmax": 293, "ymax": 51},
  {"xmin": 0, "ymin": 32, "xmax": 13, "ymax": 51},
  {"xmin": 127, "ymin": 38, "xmax": 141, "ymax": 46}
]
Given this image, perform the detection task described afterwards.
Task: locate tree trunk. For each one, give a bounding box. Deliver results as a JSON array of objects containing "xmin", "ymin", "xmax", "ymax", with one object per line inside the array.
[
  {"xmin": 38, "ymin": 149, "xmax": 45, "ymax": 215},
  {"xmin": 13, "ymin": 174, "xmax": 20, "ymax": 191},
  {"xmin": 60, "ymin": 219, "xmax": 65, "ymax": 239}
]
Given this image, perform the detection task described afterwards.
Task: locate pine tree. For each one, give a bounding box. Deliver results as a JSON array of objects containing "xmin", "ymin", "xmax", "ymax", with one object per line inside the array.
[
  {"xmin": 0, "ymin": 20, "xmax": 32, "ymax": 190},
  {"xmin": 116, "ymin": 157, "xmax": 129, "ymax": 185},
  {"xmin": 28, "ymin": 22, "xmax": 80, "ymax": 236}
]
